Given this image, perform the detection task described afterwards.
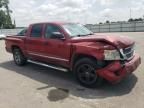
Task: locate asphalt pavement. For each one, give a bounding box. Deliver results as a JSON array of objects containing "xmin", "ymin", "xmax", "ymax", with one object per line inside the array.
[{"xmin": 0, "ymin": 32, "xmax": 144, "ymax": 108}]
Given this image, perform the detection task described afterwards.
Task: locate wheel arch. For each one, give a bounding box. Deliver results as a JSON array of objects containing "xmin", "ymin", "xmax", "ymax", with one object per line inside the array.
[
  {"xmin": 11, "ymin": 45, "xmax": 24, "ymax": 55},
  {"xmin": 70, "ymin": 53, "xmax": 98, "ymax": 71},
  {"xmin": 11, "ymin": 45, "xmax": 20, "ymax": 50},
  {"xmin": 11, "ymin": 45, "xmax": 25, "ymax": 53}
]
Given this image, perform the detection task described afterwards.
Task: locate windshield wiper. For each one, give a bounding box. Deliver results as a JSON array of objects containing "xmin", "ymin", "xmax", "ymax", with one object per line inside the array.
[
  {"xmin": 71, "ymin": 33, "xmax": 94, "ymax": 38},
  {"xmin": 77, "ymin": 34, "xmax": 86, "ymax": 37},
  {"xmin": 77, "ymin": 33, "xmax": 94, "ymax": 37},
  {"xmin": 86, "ymin": 33, "xmax": 94, "ymax": 35}
]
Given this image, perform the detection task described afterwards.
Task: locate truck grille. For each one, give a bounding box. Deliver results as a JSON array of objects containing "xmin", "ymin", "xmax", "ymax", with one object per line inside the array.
[{"xmin": 123, "ymin": 45, "xmax": 134, "ymax": 60}]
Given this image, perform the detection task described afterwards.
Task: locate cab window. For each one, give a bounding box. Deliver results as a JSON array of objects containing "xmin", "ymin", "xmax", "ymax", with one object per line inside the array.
[
  {"xmin": 31, "ymin": 24, "xmax": 43, "ymax": 37},
  {"xmin": 45, "ymin": 24, "xmax": 61, "ymax": 38},
  {"xmin": 17, "ymin": 28, "xmax": 27, "ymax": 36}
]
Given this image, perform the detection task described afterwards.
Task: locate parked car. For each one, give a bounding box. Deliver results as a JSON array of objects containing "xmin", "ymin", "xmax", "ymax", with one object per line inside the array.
[
  {"xmin": 5, "ymin": 22, "xmax": 141, "ymax": 88},
  {"xmin": 0, "ymin": 34, "xmax": 6, "ymax": 40}
]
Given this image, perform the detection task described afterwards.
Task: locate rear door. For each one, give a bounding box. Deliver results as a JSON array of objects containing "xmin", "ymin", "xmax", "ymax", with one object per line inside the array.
[{"xmin": 25, "ymin": 24, "xmax": 45, "ymax": 61}]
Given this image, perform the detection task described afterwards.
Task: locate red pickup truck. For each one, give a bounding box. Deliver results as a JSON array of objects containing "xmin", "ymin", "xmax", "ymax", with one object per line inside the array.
[{"xmin": 5, "ymin": 22, "xmax": 141, "ymax": 88}]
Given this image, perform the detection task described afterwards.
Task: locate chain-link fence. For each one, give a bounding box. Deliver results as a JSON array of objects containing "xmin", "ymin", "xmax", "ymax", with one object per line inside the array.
[
  {"xmin": 0, "ymin": 29, "xmax": 23, "ymax": 35},
  {"xmin": 85, "ymin": 21, "xmax": 144, "ymax": 33},
  {"xmin": 0, "ymin": 22, "xmax": 144, "ymax": 35}
]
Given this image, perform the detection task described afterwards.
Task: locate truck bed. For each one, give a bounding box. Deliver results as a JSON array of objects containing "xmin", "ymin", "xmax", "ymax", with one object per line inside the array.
[{"xmin": 5, "ymin": 35, "xmax": 26, "ymax": 53}]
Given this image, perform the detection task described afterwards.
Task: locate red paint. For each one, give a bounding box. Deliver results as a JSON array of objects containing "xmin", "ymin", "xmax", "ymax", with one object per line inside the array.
[
  {"xmin": 5, "ymin": 22, "xmax": 141, "ymax": 83},
  {"xmin": 97, "ymin": 54, "xmax": 141, "ymax": 83}
]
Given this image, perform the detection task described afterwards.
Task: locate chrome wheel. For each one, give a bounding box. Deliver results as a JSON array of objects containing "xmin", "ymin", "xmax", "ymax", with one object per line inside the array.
[
  {"xmin": 14, "ymin": 51, "xmax": 21, "ymax": 64},
  {"xmin": 13, "ymin": 48, "xmax": 27, "ymax": 66}
]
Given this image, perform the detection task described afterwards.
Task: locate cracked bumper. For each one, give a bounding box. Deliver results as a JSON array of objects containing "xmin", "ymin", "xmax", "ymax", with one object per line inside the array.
[{"xmin": 97, "ymin": 54, "xmax": 141, "ymax": 83}]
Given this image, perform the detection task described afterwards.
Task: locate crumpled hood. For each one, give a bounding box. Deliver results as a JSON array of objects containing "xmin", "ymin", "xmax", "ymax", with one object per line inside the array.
[{"xmin": 70, "ymin": 34, "xmax": 135, "ymax": 48}]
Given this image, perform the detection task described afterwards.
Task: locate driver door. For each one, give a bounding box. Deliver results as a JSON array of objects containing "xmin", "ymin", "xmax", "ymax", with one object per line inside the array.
[{"xmin": 43, "ymin": 24, "xmax": 71, "ymax": 67}]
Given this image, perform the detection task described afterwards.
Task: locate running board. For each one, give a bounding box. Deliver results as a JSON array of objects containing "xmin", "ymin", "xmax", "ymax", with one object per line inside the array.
[{"xmin": 28, "ymin": 60, "xmax": 68, "ymax": 72}]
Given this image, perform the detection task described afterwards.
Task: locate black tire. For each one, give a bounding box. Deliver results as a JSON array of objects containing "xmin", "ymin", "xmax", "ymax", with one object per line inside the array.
[
  {"xmin": 13, "ymin": 48, "xmax": 27, "ymax": 66},
  {"xmin": 73, "ymin": 58, "xmax": 103, "ymax": 88}
]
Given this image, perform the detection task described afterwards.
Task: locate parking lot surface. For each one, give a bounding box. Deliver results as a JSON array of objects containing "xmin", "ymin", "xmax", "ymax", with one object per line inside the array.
[{"xmin": 0, "ymin": 32, "xmax": 144, "ymax": 108}]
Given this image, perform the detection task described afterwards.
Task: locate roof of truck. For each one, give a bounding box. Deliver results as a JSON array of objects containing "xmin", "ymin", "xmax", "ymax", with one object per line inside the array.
[{"xmin": 30, "ymin": 22, "xmax": 77, "ymax": 25}]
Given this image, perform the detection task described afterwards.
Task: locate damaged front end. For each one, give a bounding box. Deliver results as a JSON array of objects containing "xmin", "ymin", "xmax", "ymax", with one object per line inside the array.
[{"xmin": 97, "ymin": 44, "xmax": 141, "ymax": 83}]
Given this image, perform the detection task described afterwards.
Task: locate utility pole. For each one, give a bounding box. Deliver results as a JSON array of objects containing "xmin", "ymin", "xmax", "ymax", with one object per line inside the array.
[{"xmin": 130, "ymin": 8, "xmax": 132, "ymax": 19}]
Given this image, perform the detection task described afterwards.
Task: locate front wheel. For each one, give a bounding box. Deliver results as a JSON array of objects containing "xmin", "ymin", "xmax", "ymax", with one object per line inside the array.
[
  {"xmin": 73, "ymin": 58, "xmax": 103, "ymax": 88},
  {"xmin": 13, "ymin": 48, "xmax": 27, "ymax": 66}
]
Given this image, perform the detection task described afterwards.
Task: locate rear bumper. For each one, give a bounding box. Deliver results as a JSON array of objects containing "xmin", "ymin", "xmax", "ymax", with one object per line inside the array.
[{"xmin": 97, "ymin": 54, "xmax": 141, "ymax": 83}]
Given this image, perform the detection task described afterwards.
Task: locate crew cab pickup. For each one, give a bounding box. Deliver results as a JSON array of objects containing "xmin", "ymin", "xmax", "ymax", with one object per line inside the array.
[{"xmin": 5, "ymin": 22, "xmax": 141, "ymax": 88}]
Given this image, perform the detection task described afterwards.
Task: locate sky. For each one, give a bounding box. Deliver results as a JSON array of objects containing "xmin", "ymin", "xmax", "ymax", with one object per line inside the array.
[{"xmin": 9, "ymin": 0, "xmax": 144, "ymax": 27}]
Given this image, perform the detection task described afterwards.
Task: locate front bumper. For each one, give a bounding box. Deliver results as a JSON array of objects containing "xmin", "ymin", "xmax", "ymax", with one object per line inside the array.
[{"xmin": 97, "ymin": 54, "xmax": 141, "ymax": 83}]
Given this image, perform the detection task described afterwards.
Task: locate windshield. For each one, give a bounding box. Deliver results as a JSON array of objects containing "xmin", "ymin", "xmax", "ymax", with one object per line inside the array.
[{"xmin": 62, "ymin": 23, "xmax": 93, "ymax": 37}]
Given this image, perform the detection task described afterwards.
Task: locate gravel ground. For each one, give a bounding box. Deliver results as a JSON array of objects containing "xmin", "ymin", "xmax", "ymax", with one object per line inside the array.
[{"xmin": 0, "ymin": 32, "xmax": 144, "ymax": 108}]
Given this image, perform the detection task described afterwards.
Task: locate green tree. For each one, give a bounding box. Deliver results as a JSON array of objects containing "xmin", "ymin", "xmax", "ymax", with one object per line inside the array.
[
  {"xmin": 128, "ymin": 18, "xmax": 134, "ymax": 22},
  {"xmin": 106, "ymin": 20, "xmax": 110, "ymax": 24},
  {"xmin": 0, "ymin": 10, "xmax": 6, "ymax": 28},
  {"xmin": 128, "ymin": 18, "xmax": 143, "ymax": 22},
  {"xmin": 0, "ymin": 0, "xmax": 15, "ymax": 29}
]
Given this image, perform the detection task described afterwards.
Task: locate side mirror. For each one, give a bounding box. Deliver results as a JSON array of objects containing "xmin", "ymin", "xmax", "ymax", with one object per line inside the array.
[{"xmin": 51, "ymin": 32, "xmax": 65, "ymax": 40}]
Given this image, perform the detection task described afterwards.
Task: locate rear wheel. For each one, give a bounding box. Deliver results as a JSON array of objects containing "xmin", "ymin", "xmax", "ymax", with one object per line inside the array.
[
  {"xmin": 13, "ymin": 48, "xmax": 27, "ymax": 66},
  {"xmin": 74, "ymin": 58, "xmax": 103, "ymax": 88}
]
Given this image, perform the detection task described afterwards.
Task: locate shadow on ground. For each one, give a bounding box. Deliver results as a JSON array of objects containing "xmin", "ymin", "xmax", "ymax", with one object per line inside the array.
[{"xmin": 0, "ymin": 61, "xmax": 138, "ymax": 101}]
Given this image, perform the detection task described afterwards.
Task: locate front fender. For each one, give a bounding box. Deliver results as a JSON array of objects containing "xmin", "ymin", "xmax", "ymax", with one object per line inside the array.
[{"xmin": 74, "ymin": 45, "xmax": 104, "ymax": 61}]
